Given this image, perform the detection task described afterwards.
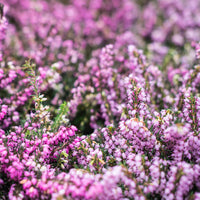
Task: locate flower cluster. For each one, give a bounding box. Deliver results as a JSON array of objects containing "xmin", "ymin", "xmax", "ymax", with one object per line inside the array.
[{"xmin": 0, "ymin": 0, "xmax": 200, "ymax": 199}]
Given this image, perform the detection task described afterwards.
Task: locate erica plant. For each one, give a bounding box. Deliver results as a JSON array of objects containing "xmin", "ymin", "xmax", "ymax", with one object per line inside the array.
[{"xmin": 0, "ymin": 0, "xmax": 200, "ymax": 199}]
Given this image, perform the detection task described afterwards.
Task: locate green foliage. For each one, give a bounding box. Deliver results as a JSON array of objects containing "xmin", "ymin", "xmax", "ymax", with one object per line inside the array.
[
  {"xmin": 71, "ymin": 103, "xmax": 94, "ymax": 135},
  {"xmin": 51, "ymin": 101, "xmax": 69, "ymax": 131},
  {"xmin": 23, "ymin": 59, "xmax": 39, "ymax": 98}
]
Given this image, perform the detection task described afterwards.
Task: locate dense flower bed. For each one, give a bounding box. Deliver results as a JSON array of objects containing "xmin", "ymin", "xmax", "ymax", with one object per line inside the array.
[{"xmin": 0, "ymin": 0, "xmax": 200, "ymax": 199}]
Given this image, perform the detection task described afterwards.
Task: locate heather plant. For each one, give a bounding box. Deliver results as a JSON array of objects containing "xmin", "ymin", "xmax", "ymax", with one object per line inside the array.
[{"xmin": 0, "ymin": 0, "xmax": 200, "ymax": 200}]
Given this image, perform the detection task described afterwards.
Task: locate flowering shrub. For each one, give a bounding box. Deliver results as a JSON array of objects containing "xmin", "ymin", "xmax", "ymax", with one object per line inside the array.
[{"xmin": 0, "ymin": 0, "xmax": 200, "ymax": 199}]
